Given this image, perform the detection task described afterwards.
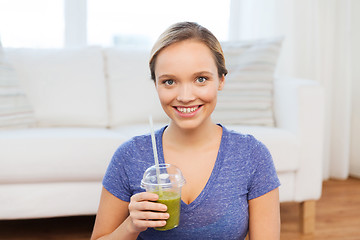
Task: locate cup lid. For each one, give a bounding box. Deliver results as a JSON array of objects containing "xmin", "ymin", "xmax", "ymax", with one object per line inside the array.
[{"xmin": 141, "ymin": 163, "xmax": 186, "ymax": 188}]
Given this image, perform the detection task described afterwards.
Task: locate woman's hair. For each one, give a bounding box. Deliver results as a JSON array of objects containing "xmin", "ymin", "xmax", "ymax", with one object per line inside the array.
[{"xmin": 149, "ymin": 22, "xmax": 228, "ymax": 81}]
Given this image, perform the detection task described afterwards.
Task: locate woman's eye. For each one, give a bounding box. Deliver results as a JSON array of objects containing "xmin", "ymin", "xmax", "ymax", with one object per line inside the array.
[
  {"xmin": 163, "ymin": 79, "xmax": 174, "ymax": 85},
  {"xmin": 196, "ymin": 77, "xmax": 207, "ymax": 83}
]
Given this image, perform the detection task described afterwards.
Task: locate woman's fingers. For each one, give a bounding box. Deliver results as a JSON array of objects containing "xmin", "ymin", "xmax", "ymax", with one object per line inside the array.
[
  {"xmin": 130, "ymin": 199, "xmax": 167, "ymax": 212},
  {"xmin": 129, "ymin": 192, "xmax": 167, "ymax": 212},
  {"xmin": 132, "ymin": 219, "xmax": 167, "ymax": 229},
  {"xmin": 128, "ymin": 192, "xmax": 169, "ymax": 231},
  {"xmin": 130, "ymin": 208, "xmax": 169, "ymax": 221},
  {"xmin": 131, "ymin": 192, "xmax": 159, "ymax": 202}
]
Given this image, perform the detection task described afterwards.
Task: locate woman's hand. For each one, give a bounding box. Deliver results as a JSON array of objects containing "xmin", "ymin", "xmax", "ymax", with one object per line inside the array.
[
  {"xmin": 127, "ymin": 192, "xmax": 170, "ymax": 233},
  {"xmin": 91, "ymin": 188, "xmax": 169, "ymax": 240}
]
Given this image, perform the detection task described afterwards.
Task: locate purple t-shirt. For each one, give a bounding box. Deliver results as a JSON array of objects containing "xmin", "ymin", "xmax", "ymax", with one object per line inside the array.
[{"xmin": 103, "ymin": 125, "xmax": 280, "ymax": 240}]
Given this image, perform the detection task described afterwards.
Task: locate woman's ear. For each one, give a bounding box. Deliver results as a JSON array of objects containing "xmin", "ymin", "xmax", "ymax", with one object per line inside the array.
[{"xmin": 218, "ymin": 75, "xmax": 225, "ymax": 91}]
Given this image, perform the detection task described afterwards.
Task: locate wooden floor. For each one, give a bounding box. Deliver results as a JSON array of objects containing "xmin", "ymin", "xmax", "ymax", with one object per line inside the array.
[
  {"xmin": 0, "ymin": 178, "xmax": 359, "ymax": 240},
  {"xmin": 280, "ymin": 177, "xmax": 360, "ymax": 240}
]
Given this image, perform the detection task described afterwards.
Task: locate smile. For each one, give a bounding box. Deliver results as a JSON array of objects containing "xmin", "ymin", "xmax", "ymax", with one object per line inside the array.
[{"xmin": 175, "ymin": 106, "xmax": 200, "ymax": 114}]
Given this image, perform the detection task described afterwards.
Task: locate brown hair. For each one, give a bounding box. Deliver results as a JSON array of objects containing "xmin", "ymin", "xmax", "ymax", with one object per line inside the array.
[{"xmin": 149, "ymin": 22, "xmax": 228, "ymax": 81}]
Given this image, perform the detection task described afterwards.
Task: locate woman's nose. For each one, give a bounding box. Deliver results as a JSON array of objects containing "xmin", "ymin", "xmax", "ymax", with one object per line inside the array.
[{"xmin": 176, "ymin": 83, "xmax": 196, "ymax": 103}]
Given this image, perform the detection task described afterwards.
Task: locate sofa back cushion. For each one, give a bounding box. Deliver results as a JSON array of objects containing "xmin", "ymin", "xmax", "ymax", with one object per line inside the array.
[
  {"xmin": 5, "ymin": 47, "xmax": 108, "ymax": 127},
  {"xmin": 104, "ymin": 48, "xmax": 168, "ymax": 127},
  {"xmin": 212, "ymin": 38, "xmax": 283, "ymax": 127},
  {"xmin": 0, "ymin": 43, "xmax": 36, "ymax": 129}
]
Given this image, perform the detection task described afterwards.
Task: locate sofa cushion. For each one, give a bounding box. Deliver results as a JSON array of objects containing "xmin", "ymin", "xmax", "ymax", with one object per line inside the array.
[
  {"xmin": 0, "ymin": 44, "xmax": 36, "ymax": 129},
  {"xmin": 0, "ymin": 128, "xmax": 126, "ymax": 183},
  {"xmin": 104, "ymin": 48, "xmax": 168, "ymax": 127},
  {"xmin": 0, "ymin": 182, "xmax": 102, "ymax": 219},
  {"xmin": 4, "ymin": 47, "xmax": 108, "ymax": 127},
  {"xmin": 213, "ymin": 38, "xmax": 283, "ymax": 127}
]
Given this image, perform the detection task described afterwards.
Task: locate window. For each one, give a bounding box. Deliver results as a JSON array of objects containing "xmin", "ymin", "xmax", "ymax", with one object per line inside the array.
[
  {"xmin": 0, "ymin": 0, "xmax": 230, "ymax": 48},
  {"xmin": 87, "ymin": 0, "xmax": 230, "ymax": 48},
  {"xmin": 0, "ymin": 0, "xmax": 64, "ymax": 48}
]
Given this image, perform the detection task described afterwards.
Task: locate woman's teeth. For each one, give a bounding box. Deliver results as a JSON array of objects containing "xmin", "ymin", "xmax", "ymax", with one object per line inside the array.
[{"xmin": 177, "ymin": 106, "xmax": 198, "ymax": 113}]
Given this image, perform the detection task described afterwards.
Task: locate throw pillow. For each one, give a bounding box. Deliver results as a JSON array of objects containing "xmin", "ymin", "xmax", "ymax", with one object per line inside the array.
[
  {"xmin": 212, "ymin": 37, "xmax": 283, "ymax": 127},
  {"xmin": 0, "ymin": 41, "xmax": 36, "ymax": 129}
]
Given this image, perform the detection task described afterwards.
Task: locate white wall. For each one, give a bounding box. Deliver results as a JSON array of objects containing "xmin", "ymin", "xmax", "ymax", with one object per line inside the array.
[
  {"xmin": 350, "ymin": 0, "xmax": 360, "ymax": 178},
  {"xmin": 229, "ymin": 0, "xmax": 356, "ymax": 179}
]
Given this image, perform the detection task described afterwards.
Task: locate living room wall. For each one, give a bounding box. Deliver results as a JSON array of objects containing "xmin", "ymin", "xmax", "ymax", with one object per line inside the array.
[
  {"xmin": 350, "ymin": 0, "xmax": 360, "ymax": 178},
  {"xmin": 229, "ymin": 0, "xmax": 359, "ymax": 180}
]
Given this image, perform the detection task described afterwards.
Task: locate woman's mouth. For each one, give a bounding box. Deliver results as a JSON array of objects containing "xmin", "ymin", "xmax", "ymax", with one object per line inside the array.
[
  {"xmin": 176, "ymin": 106, "xmax": 199, "ymax": 113},
  {"xmin": 174, "ymin": 105, "xmax": 202, "ymax": 116}
]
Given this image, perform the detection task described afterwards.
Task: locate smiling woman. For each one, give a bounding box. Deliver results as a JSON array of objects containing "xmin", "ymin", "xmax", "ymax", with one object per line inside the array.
[{"xmin": 90, "ymin": 21, "xmax": 280, "ymax": 240}]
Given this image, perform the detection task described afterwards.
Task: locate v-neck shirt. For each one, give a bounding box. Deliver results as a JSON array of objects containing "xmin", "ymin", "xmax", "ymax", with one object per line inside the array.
[{"xmin": 103, "ymin": 125, "xmax": 280, "ymax": 240}]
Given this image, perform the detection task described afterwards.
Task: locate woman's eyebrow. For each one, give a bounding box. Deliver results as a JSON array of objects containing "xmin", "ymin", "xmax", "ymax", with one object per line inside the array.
[
  {"xmin": 192, "ymin": 71, "xmax": 214, "ymax": 77},
  {"xmin": 158, "ymin": 74, "xmax": 176, "ymax": 80}
]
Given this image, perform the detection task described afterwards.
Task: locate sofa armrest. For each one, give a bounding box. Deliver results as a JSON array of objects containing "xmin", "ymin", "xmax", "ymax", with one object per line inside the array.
[{"xmin": 274, "ymin": 78, "xmax": 325, "ymax": 201}]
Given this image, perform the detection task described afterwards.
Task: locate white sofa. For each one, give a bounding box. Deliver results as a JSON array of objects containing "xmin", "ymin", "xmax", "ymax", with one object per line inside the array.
[{"xmin": 0, "ymin": 46, "xmax": 324, "ymax": 233}]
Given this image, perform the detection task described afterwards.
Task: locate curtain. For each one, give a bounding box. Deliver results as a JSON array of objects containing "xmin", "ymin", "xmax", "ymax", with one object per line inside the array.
[{"xmin": 229, "ymin": 0, "xmax": 354, "ymax": 179}]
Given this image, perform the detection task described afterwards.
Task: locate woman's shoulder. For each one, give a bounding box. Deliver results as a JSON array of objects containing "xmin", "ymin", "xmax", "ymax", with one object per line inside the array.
[
  {"xmin": 113, "ymin": 126, "xmax": 166, "ymax": 158},
  {"xmin": 221, "ymin": 126, "xmax": 275, "ymax": 173},
  {"xmin": 221, "ymin": 125, "xmax": 270, "ymax": 158},
  {"xmin": 222, "ymin": 125, "xmax": 260, "ymax": 145}
]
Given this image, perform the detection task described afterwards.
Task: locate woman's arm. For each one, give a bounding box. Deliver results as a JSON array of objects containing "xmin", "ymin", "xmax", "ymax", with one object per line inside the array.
[
  {"xmin": 248, "ymin": 188, "xmax": 280, "ymax": 240},
  {"xmin": 90, "ymin": 187, "xmax": 169, "ymax": 240}
]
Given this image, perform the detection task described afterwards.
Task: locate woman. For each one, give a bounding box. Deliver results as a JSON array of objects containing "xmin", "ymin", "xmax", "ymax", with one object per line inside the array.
[{"xmin": 91, "ymin": 22, "xmax": 280, "ymax": 240}]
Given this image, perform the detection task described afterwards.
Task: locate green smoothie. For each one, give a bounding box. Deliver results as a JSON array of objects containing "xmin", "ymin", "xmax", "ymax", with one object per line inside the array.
[{"xmin": 153, "ymin": 190, "xmax": 181, "ymax": 231}]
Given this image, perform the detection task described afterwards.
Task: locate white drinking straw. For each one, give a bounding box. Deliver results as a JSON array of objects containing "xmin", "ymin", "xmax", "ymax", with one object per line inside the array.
[{"xmin": 149, "ymin": 115, "xmax": 162, "ymax": 195}]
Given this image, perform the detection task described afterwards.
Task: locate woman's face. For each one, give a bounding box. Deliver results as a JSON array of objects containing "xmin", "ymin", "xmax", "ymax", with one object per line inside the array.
[{"xmin": 154, "ymin": 39, "xmax": 225, "ymax": 130}]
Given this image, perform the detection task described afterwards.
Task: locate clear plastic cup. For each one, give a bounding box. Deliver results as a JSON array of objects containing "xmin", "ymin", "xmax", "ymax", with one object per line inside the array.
[{"xmin": 141, "ymin": 163, "xmax": 186, "ymax": 231}]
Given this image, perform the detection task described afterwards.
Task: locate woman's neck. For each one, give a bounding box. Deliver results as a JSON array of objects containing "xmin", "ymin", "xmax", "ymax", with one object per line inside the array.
[{"xmin": 163, "ymin": 119, "xmax": 221, "ymax": 150}]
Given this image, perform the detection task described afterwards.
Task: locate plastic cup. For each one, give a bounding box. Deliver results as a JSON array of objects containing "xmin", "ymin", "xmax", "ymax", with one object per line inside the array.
[{"xmin": 141, "ymin": 163, "xmax": 186, "ymax": 231}]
